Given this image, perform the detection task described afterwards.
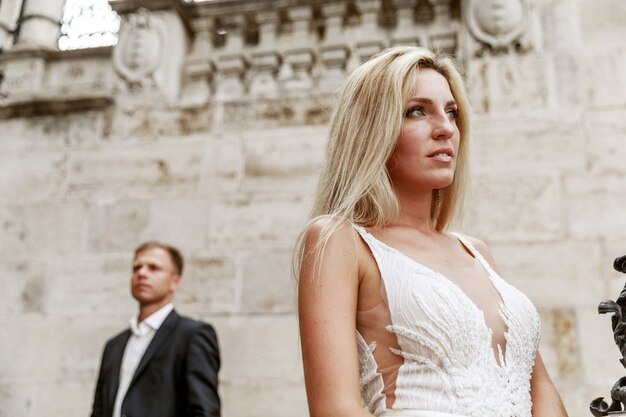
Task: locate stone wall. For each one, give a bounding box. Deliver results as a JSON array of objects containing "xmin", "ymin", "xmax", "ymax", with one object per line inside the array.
[{"xmin": 0, "ymin": 0, "xmax": 625, "ymax": 416}]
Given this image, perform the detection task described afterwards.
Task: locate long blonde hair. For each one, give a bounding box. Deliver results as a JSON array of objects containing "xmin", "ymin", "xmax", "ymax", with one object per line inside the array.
[{"xmin": 294, "ymin": 46, "xmax": 471, "ymax": 279}]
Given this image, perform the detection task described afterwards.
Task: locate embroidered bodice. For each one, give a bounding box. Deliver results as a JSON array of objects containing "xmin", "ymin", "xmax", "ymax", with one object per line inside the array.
[{"xmin": 354, "ymin": 226, "xmax": 541, "ymax": 417}]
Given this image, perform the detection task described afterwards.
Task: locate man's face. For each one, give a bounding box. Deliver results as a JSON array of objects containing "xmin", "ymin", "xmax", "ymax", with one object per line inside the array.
[{"xmin": 131, "ymin": 247, "xmax": 180, "ymax": 308}]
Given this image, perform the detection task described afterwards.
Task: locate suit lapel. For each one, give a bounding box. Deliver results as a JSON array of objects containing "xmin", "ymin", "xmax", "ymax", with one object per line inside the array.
[
  {"xmin": 127, "ymin": 310, "xmax": 180, "ymax": 389},
  {"xmin": 109, "ymin": 330, "xmax": 131, "ymax": 408}
]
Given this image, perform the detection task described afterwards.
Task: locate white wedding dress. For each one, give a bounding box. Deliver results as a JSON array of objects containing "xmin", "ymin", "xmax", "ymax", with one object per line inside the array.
[{"xmin": 353, "ymin": 226, "xmax": 541, "ymax": 417}]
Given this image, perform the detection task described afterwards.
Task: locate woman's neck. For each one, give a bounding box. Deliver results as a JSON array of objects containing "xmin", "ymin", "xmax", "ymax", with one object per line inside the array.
[{"xmin": 388, "ymin": 188, "xmax": 437, "ymax": 234}]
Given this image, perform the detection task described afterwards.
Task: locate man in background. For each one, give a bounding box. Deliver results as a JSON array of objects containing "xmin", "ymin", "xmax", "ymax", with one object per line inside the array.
[{"xmin": 90, "ymin": 241, "xmax": 220, "ymax": 417}]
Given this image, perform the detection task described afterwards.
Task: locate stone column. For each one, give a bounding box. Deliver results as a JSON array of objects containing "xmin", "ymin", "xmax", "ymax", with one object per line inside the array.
[
  {"xmin": 392, "ymin": 0, "xmax": 419, "ymax": 46},
  {"xmin": 355, "ymin": 0, "xmax": 384, "ymax": 63},
  {"xmin": 184, "ymin": 16, "xmax": 216, "ymax": 106},
  {"xmin": 430, "ymin": 0, "xmax": 457, "ymax": 54},
  {"xmin": 215, "ymin": 14, "xmax": 248, "ymax": 99},
  {"xmin": 319, "ymin": 2, "xmax": 349, "ymax": 90},
  {"xmin": 249, "ymin": 11, "xmax": 281, "ymax": 97},
  {"xmin": 542, "ymin": 0, "xmax": 582, "ymax": 108},
  {"xmin": 17, "ymin": 0, "xmax": 66, "ymax": 49},
  {"xmin": 281, "ymin": 6, "xmax": 315, "ymax": 91},
  {"xmin": 0, "ymin": 0, "xmax": 25, "ymax": 50}
]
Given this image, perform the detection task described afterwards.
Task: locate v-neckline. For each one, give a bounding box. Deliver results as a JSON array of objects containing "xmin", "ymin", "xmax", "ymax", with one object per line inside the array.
[{"xmin": 358, "ymin": 227, "xmax": 510, "ymax": 368}]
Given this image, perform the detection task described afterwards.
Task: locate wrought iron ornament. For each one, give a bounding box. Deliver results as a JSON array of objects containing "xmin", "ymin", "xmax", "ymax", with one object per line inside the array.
[{"xmin": 590, "ymin": 255, "xmax": 626, "ymax": 416}]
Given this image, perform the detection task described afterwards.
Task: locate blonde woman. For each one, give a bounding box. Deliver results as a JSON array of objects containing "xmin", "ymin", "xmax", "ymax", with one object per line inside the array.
[{"xmin": 295, "ymin": 47, "xmax": 568, "ymax": 417}]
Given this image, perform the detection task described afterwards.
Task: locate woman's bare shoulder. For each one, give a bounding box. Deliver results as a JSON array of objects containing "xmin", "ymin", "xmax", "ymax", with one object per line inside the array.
[
  {"xmin": 303, "ymin": 217, "xmax": 359, "ymax": 250},
  {"xmin": 299, "ymin": 217, "xmax": 362, "ymax": 282}
]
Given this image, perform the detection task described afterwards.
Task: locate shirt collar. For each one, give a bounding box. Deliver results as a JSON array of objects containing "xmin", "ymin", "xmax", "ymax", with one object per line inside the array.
[{"xmin": 129, "ymin": 303, "xmax": 174, "ymax": 336}]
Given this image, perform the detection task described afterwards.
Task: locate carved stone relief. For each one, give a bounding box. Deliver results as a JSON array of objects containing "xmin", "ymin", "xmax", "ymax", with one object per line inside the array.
[
  {"xmin": 113, "ymin": 8, "xmax": 187, "ymax": 104},
  {"xmin": 465, "ymin": 0, "xmax": 532, "ymax": 53},
  {"xmin": 114, "ymin": 9, "xmax": 163, "ymax": 84}
]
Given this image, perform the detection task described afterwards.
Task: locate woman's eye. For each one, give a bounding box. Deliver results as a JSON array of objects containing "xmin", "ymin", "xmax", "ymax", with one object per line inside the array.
[
  {"xmin": 405, "ymin": 107, "xmax": 425, "ymax": 117},
  {"xmin": 447, "ymin": 108, "xmax": 459, "ymax": 119}
]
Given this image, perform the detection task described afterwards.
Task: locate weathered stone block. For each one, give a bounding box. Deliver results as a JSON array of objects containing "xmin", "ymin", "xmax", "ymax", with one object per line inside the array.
[
  {"xmin": 202, "ymin": 135, "xmax": 243, "ymax": 194},
  {"xmin": 45, "ymin": 56, "xmax": 114, "ymax": 96},
  {"xmin": 580, "ymin": 47, "xmax": 626, "ymax": 108},
  {"xmin": 579, "ymin": 0, "xmax": 626, "ymax": 47},
  {"xmin": 0, "ymin": 203, "xmax": 85, "ymax": 259},
  {"xmin": 220, "ymin": 380, "xmax": 307, "ymax": 417},
  {"xmin": 221, "ymin": 94, "xmax": 334, "ymax": 132},
  {"xmin": 85, "ymin": 199, "xmax": 210, "ymax": 254},
  {"xmin": 210, "ymin": 194, "xmax": 309, "ymax": 249},
  {"xmin": 176, "ymin": 103, "xmax": 215, "ymax": 135},
  {"xmin": 576, "ymin": 306, "xmax": 625, "ymax": 385},
  {"xmin": 44, "ymin": 255, "xmax": 135, "ymax": 316},
  {"xmin": 0, "ymin": 111, "xmax": 108, "ymax": 153},
  {"xmin": 564, "ymin": 173, "xmax": 626, "ymax": 239},
  {"xmin": 176, "ymin": 254, "xmax": 238, "ymax": 314},
  {"xmin": 66, "ymin": 137, "xmax": 205, "ymax": 198},
  {"xmin": 209, "ymin": 315, "xmax": 302, "ymax": 382},
  {"xmin": 242, "ymin": 126, "xmax": 327, "ymax": 192},
  {"xmin": 585, "ymin": 108, "xmax": 626, "ymax": 172},
  {"xmin": 0, "ymin": 377, "xmax": 95, "ymax": 417},
  {"xmin": 0, "ymin": 318, "xmax": 68, "ymax": 379},
  {"xmin": 471, "ymin": 114, "xmax": 586, "ymax": 175},
  {"xmin": 241, "ymin": 251, "xmax": 296, "ymax": 313},
  {"xmin": 0, "ymin": 151, "xmax": 67, "ymax": 204},
  {"xmin": 464, "ymin": 174, "xmax": 565, "ymax": 242},
  {"xmin": 142, "ymin": 199, "xmax": 210, "ymax": 251},
  {"xmin": 489, "ymin": 239, "xmax": 603, "ymax": 308},
  {"xmin": 467, "ymin": 54, "xmax": 552, "ymax": 114},
  {"xmin": 108, "ymin": 99, "xmax": 214, "ymax": 138},
  {"xmin": 538, "ymin": 309, "xmax": 581, "ymax": 381},
  {"xmin": 0, "ymin": 261, "xmax": 46, "ymax": 316},
  {"xmin": 63, "ymin": 317, "xmax": 132, "ymax": 378}
]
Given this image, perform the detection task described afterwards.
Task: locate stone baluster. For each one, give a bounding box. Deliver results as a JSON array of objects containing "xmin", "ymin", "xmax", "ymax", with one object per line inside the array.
[
  {"xmin": 184, "ymin": 16, "xmax": 216, "ymax": 105},
  {"xmin": 0, "ymin": 0, "xmax": 25, "ymax": 51},
  {"xmin": 215, "ymin": 14, "xmax": 248, "ymax": 99},
  {"xmin": 355, "ymin": 0, "xmax": 385, "ymax": 63},
  {"xmin": 249, "ymin": 11, "xmax": 281, "ymax": 97},
  {"xmin": 280, "ymin": 6, "xmax": 315, "ymax": 91},
  {"xmin": 17, "ymin": 0, "xmax": 66, "ymax": 50},
  {"xmin": 391, "ymin": 0, "xmax": 419, "ymax": 47},
  {"xmin": 429, "ymin": 0, "xmax": 457, "ymax": 55},
  {"xmin": 319, "ymin": 2, "xmax": 350, "ymax": 90}
]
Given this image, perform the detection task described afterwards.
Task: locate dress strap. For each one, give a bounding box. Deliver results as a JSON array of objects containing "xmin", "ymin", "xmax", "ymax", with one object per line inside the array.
[{"xmin": 449, "ymin": 232, "xmax": 498, "ymax": 277}]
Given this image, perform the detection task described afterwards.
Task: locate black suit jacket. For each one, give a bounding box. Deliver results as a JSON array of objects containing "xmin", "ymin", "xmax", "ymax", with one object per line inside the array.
[{"xmin": 90, "ymin": 310, "xmax": 220, "ymax": 417}]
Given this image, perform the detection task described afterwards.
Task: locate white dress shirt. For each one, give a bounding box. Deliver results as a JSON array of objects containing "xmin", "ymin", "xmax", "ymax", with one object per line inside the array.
[{"xmin": 112, "ymin": 303, "xmax": 174, "ymax": 417}]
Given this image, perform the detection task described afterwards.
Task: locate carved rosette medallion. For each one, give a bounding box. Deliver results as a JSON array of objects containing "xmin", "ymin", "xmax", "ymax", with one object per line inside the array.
[
  {"xmin": 113, "ymin": 8, "xmax": 165, "ymax": 84},
  {"xmin": 466, "ymin": 0, "xmax": 529, "ymax": 49}
]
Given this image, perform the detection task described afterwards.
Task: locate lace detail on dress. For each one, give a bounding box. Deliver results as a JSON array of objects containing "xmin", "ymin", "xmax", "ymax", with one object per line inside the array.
[
  {"xmin": 357, "ymin": 331, "xmax": 387, "ymax": 415},
  {"xmin": 354, "ymin": 226, "xmax": 541, "ymax": 417}
]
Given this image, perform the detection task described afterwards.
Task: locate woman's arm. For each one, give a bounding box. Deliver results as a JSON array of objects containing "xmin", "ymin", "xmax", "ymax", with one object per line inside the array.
[
  {"xmin": 530, "ymin": 352, "xmax": 568, "ymax": 417},
  {"xmin": 298, "ymin": 221, "xmax": 374, "ymax": 417}
]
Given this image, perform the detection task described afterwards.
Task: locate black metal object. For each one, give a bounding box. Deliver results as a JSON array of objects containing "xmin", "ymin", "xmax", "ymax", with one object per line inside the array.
[{"xmin": 590, "ymin": 255, "xmax": 626, "ymax": 416}]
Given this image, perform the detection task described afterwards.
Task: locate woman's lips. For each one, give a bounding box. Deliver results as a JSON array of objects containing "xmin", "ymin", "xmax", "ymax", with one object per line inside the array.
[
  {"xmin": 429, "ymin": 153, "xmax": 453, "ymax": 162},
  {"xmin": 427, "ymin": 147, "xmax": 454, "ymax": 162}
]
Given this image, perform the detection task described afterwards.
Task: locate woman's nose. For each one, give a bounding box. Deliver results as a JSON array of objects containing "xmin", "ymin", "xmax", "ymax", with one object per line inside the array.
[{"xmin": 432, "ymin": 113, "xmax": 455, "ymax": 140}]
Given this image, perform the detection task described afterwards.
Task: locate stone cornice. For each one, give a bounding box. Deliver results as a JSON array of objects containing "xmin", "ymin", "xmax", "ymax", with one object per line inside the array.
[{"xmin": 0, "ymin": 94, "xmax": 113, "ymax": 118}]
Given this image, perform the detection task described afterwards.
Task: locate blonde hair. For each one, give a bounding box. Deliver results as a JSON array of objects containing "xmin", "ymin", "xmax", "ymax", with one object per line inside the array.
[{"xmin": 294, "ymin": 46, "xmax": 471, "ymax": 279}]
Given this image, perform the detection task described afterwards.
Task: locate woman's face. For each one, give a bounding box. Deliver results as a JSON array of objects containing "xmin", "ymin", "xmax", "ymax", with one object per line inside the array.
[{"xmin": 387, "ymin": 68, "xmax": 460, "ymax": 194}]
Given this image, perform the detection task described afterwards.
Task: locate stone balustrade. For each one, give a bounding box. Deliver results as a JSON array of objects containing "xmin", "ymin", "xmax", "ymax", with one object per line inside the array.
[
  {"xmin": 182, "ymin": 0, "xmax": 463, "ymax": 99},
  {"xmin": 5, "ymin": 0, "xmax": 624, "ymax": 117},
  {"xmin": 0, "ymin": 0, "xmax": 469, "ymax": 115}
]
